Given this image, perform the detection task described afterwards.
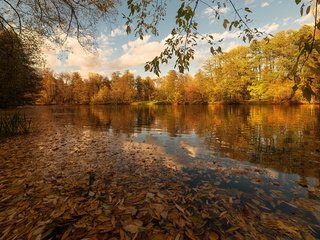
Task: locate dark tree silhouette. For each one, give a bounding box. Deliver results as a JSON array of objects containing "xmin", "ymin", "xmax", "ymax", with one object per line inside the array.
[{"xmin": 0, "ymin": 30, "xmax": 41, "ymax": 107}]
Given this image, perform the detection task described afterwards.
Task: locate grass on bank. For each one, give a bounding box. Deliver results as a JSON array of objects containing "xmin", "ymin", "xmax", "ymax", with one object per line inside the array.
[
  {"xmin": 0, "ymin": 112, "xmax": 31, "ymax": 137},
  {"xmin": 131, "ymin": 101, "xmax": 171, "ymax": 106}
]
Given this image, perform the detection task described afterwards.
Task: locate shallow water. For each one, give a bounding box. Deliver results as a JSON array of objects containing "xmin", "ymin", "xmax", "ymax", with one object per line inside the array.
[{"xmin": 13, "ymin": 105, "xmax": 320, "ymax": 179}]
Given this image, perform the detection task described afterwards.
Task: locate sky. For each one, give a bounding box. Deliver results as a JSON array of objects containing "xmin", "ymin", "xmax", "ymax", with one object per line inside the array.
[{"xmin": 43, "ymin": 0, "xmax": 314, "ymax": 78}]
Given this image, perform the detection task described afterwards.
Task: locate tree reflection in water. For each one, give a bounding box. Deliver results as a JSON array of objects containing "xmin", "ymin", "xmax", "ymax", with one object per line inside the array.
[{"xmin": 24, "ymin": 104, "xmax": 320, "ymax": 180}]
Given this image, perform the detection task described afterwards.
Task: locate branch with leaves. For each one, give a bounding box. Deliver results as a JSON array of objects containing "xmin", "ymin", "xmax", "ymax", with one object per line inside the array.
[
  {"xmin": 289, "ymin": 0, "xmax": 320, "ymax": 101},
  {"xmin": 124, "ymin": 0, "xmax": 267, "ymax": 76}
]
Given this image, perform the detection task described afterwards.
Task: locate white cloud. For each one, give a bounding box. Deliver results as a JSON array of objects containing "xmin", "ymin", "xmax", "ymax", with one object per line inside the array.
[
  {"xmin": 203, "ymin": 6, "xmax": 229, "ymax": 23},
  {"xmin": 43, "ymin": 33, "xmax": 114, "ymax": 76},
  {"xmin": 225, "ymin": 42, "xmax": 242, "ymax": 52},
  {"xmin": 210, "ymin": 31, "xmax": 240, "ymax": 40},
  {"xmin": 65, "ymin": 35, "xmax": 113, "ymax": 75},
  {"xmin": 282, "ymin": 17, "xmax": 291, "ymax": 26},
  {"xmin": 294, "ymin": 14, "xmax": 313, "ymax": 25},
  {"xmin": 258, "ymin": 23, "xmax": 280, "ymax": 33},
  {"xmin": 245, "ymin": 0, "xmax": 255, "ymax": 5},
  {"xmin": 42, "ymin": 42, "xmax": 63, "ymax": 69},
  {"xmin": 193, "ymin": 47, "xmax": 209, "ymax": 65},
  {"xmin": 261, "ymin": 2, "xmax": 270, "ymax": 8},
  {"xmin": 110, "ymin": 35, "xmax": 166, "ymax": 69},
  {"xmin": 110, "ymin": 26, "xmax": 126, "ymax": 38}
]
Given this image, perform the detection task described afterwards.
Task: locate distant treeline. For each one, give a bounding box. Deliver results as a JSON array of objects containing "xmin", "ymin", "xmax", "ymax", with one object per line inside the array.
[
  {"xmin": 1, "ymin": 26, "xmax": 319, "ymax": 107},
  {"xmin": 38, "ymin": 26, "xmax": 320, "ymax": 105},
  {"xmin": 39, "ymin": 70, "xmax": 155, "ymax": 105}
]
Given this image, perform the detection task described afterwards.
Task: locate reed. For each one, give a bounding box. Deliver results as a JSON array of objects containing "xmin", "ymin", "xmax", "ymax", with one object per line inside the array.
[{"xmin": 0, "ymin": 112, "xmax": 31, "ymax": 137}]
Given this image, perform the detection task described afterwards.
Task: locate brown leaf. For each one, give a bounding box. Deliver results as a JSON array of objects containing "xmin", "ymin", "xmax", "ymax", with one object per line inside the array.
[
  {"xmin": 185, "ymin": 228, "xmax": 197, "ymax": 240},
  {"xmin": 226, "ymin": 226, "xmax": 240, "ymax": 233},
  {"xmin": 123, "ymin": 224, "xmax": 139, "ymax": 234},
  {"xmin": 151, "ymin": 233, "xmax": 168, "ymax": 240},
  {"xmin": 61, "ymin": 227, "xmax": 73, "ymax": 240},
  {"xmin": 175, "ymin": 233, "xmax": 182, "ymax": 240},
  {"xmin": 175, "ymin": 203, "xmax": 185, "ymax": 213}
]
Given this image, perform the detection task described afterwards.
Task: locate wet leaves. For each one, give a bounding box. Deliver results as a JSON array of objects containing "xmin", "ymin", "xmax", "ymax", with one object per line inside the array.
[{"xmin": 0, "ymin": 121, "xmax": 319, "ymax": 239}]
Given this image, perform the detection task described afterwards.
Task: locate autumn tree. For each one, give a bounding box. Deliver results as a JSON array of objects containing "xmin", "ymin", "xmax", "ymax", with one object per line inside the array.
[
  {"xmin": 142, "ymin": 77, "xmax": 156, "ymax": 101},
  {"xmin": 135, "ymin": 76, "xmax": 144, "ymax": 101},
  {"xmin": 39, "ymin": 69, "xmax": 57, "ymax": 104},
  {"xmin": 157, "ymin": 70, "xmax": 179, "ymax": 103},
  {"xmin": 200, "ymin": 26, "xmax": 320, "ymax": 103},
  {"xmin": 185, "ymin": 71, "xmax": 209, "ymax": 104},
  {"xmin": 90, "ymin": 75, "xmax": 112, "ymax": 104},
  {"xmin": 71, "ymin": 72, "xmax": 87, "ymax": 104},
  {"xmin": 111, "ymin": 70, "xmax": 135, "ymax": 103}
]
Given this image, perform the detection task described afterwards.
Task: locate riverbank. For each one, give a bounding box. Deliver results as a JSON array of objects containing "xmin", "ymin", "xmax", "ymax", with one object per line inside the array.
[
  {"xmin": 0, "ymin": 107, "xmax": 319, "ymax": 239},
  {"xmin": 108, "ymin": 100, "xmax": 319, "ymax": 106},
  {"xmin": 2, "ymin": 100, "xmax": 320, "ymax": 109}
]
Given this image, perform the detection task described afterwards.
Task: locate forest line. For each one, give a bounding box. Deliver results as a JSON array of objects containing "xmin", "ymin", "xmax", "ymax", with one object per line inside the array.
[
  {"xmin": 38, "ymin": 26, "xmax": 320, "ymax": 105},
  {"xmin": 1, "ymin": 25, "xmax": 320, "ymax": 107}
]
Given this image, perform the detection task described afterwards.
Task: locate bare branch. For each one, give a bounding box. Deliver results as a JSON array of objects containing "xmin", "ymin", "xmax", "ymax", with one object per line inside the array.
[
  {"xmin": 183, "ymin": 0, "xmax": 200, "ymax": 55},
  {"xmin": 3, "ymin": 0, "xmax": 22, "ymax": 33},
  {"xmin": 228, "ymin": 0, "xmax": 254, "ymax": 34}
]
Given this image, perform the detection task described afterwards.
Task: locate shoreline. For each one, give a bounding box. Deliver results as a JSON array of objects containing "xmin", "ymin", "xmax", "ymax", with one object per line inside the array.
[
  {"xmin": 1, "ymin": 99, "xmax": 320, "ymax": 109},
  {"xmin": 2, "ymin": 101, "xmax": 318, "ymax": 109}
]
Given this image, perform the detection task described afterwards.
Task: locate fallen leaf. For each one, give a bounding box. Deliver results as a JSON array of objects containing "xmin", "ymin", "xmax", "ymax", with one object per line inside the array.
[{"xmin": 123, "ymin": 224, "xmax": 140, "ymax": 234}]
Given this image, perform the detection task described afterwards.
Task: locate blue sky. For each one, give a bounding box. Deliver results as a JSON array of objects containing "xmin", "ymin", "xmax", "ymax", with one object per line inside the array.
[{"xmin": 44, "ymin": 0, "xmax": 314, "ymax": 78}]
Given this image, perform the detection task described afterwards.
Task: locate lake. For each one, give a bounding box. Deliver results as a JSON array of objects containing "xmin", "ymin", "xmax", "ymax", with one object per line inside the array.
[
  {"xmin": 1, "ymin": 104, "xmax": 320, "ymax": 239},
  {"xmin": 22, "ymin": 104, "xmax": 320, "ymax": 179}
]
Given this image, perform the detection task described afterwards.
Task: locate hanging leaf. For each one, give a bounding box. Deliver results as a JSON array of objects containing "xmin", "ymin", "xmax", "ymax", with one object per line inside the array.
[
  {"xmin": 223, "ymin": 19, "xmax": 229, "ymax": 29},
  {"xmin": 306, "ymin": 5, "xmax": 311, "ymax": 15}
]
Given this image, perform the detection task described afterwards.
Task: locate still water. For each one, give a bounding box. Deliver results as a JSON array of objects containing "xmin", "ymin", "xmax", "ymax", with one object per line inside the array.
[{"xmin": 28, "ymin": 104, "xmax": 320, "ymax": 182}]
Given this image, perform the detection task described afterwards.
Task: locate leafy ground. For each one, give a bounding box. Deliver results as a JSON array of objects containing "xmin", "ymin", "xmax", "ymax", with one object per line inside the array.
[{"xmin": 0, "ymin": 117, "xmax": 320, "ymax": 240}]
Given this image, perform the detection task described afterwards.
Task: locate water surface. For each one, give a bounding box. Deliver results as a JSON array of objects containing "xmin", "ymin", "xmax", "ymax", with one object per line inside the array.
[{"xmin": 22, "ymin": 105, "xmax": 320, "ymax": 181}]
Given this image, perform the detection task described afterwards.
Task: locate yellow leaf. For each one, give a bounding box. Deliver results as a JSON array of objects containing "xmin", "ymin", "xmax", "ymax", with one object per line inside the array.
[{"xmin": 208, "ymin": 231, "xmax": 219, "ymax": 240}]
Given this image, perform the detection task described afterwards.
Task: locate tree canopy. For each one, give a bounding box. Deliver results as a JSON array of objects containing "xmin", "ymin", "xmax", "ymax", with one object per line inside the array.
[
  {"xmin": 0, "ymin": 0, "xmax": 319, "ymax": 75},
  {"xmin": 0, "ymin": 0, "xmax": 118, "ymax": 46}
]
